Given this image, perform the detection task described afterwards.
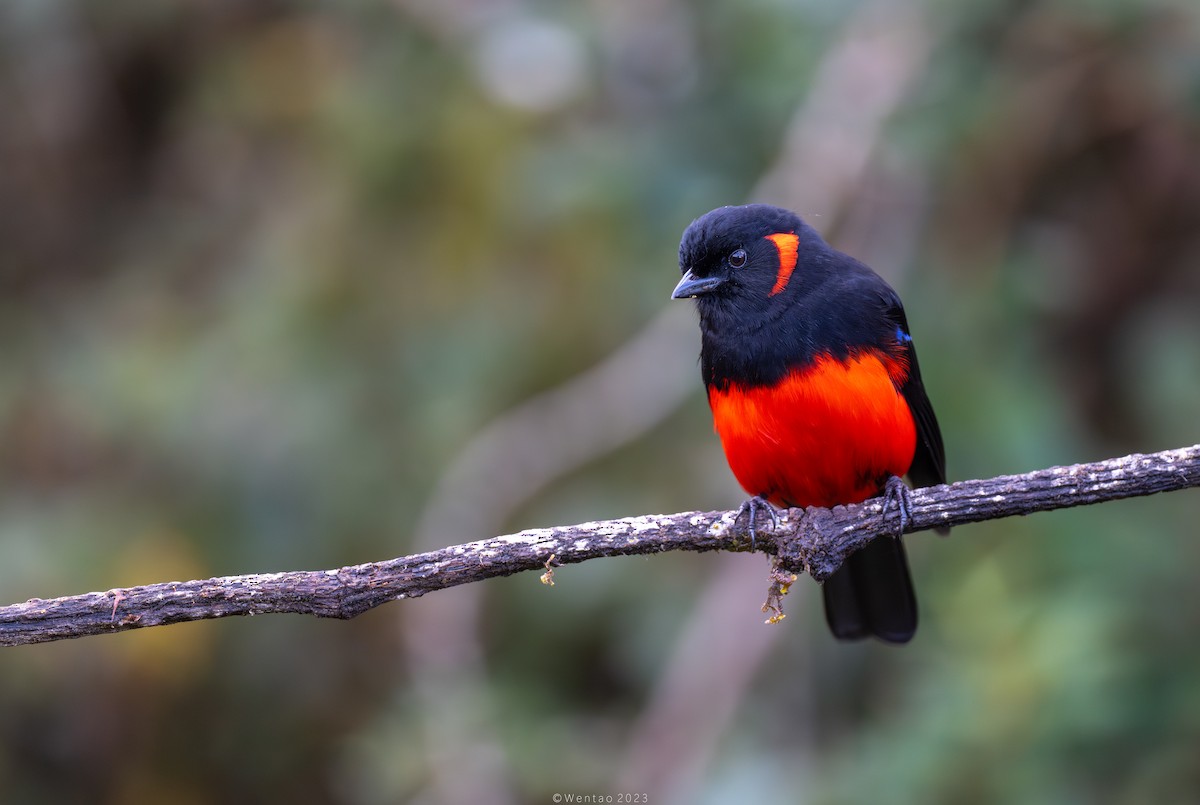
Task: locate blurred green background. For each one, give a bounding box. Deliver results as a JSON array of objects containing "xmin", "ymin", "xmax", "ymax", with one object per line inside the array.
[{"xmin": 2, "ymin": 0, "xmax": 1199, "ymax": 803}]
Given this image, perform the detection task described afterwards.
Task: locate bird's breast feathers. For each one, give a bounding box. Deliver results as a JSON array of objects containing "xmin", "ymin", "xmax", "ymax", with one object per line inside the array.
[{"xmin": 707, "ymin": 348, "xmax": 917, "ymax": 508}]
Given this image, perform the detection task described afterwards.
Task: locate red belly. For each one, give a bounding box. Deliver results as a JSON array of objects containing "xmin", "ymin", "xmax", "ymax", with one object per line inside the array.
[{"xmin": 708, "ymin": 351, "xmax": 916, "ymax": 508}]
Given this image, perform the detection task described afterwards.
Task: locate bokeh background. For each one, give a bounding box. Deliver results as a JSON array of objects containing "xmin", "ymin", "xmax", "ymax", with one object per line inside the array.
[{"xmin": 3, "ymin": 1, "xmax": 1200, "ymax": 802}]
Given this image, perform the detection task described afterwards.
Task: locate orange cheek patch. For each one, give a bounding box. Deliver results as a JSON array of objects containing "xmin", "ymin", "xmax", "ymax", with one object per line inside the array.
[{"xmin": 765, "ymin": 232, "xmax": 800, "ymax": 296}]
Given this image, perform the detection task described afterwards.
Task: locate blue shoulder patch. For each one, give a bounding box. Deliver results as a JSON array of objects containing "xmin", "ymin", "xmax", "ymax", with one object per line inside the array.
[{"xmin": 895, "ymin": 324, "xmax": 913, "ymax": 344}]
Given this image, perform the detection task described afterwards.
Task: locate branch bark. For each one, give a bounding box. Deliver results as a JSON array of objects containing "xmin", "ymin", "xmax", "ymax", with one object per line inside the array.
[{"xmin": 3, "ymin": 445, "xmax": 1198, "ymax": 646}]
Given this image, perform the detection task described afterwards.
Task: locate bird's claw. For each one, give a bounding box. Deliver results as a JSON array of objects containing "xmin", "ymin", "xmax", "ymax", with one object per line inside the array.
[
  {"xmin": 882, "ymin": 475, "xmax": 912, "ymax": 537},
  {"xmin": 735, "ymin": 495, "xmax": 779, "ymax": 551}
]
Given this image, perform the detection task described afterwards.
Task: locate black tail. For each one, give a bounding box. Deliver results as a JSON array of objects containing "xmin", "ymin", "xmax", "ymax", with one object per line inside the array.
[{"xmin": 821, "ymin": 536, "xmax": 917, "ymax": 644}]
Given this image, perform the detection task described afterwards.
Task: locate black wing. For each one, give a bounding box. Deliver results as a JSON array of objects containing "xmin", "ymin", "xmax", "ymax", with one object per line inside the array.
[{"xmin": 885, "ymin": 298, "xmax": 945, "ymax": 490}]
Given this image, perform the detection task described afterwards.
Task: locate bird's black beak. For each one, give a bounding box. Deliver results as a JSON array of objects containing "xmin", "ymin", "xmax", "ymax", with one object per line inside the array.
[{"xmin": 671, "ymin": 269, "xmax": 725, "ymax": 299}]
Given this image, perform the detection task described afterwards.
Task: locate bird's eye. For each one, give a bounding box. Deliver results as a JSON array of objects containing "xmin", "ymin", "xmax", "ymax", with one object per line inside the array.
[{"xmin": 728, "ymin": 248, "xmax": 748, "ymax": 268}]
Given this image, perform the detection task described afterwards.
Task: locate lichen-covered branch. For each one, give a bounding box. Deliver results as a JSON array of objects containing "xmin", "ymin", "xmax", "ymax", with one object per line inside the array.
[{"xmin": 3, "ymin": 445, "xmax": 1198, "ymax": 646}]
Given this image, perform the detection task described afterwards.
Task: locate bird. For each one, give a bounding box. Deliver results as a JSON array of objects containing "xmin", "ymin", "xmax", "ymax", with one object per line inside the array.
[{"xmin": 672, "ymin": 203, "xmax": 945, "ymax": 644}]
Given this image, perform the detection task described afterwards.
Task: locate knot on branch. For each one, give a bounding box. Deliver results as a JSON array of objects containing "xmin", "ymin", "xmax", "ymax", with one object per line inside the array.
[
  {"xmin": 771, "ymin": 506, "xmax": 838, "ymax": 582},
  {"xmin": 771, "ymin": 502, "xmax": 882, "ymax": 582}
]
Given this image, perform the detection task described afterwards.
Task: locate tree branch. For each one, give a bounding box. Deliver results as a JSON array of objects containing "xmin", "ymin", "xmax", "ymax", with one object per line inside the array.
[{"xmin": 3, "ymin": 445, "xmax": 1198, "ymax": 646}]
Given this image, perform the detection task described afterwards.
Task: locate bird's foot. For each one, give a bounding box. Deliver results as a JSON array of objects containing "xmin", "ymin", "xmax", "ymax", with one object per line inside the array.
[
  {"xmin": 735, "ymin": 495, "xmax": 779, "ymax": 551},
  {"xmin": 882, "ymin": 475, "xmax": 912, "ymax": 538}
]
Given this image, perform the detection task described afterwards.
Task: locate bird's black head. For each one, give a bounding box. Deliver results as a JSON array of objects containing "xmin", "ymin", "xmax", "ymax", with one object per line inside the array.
[{"xmin": 672, "ymin": 204, "xmax": 822, "ymax": 310}]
